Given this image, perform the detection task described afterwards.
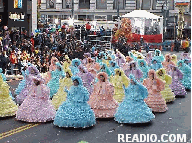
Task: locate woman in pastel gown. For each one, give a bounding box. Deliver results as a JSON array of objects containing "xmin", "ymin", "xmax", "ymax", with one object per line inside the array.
[
  {"xmin": 77, "ymin": 65, "xmax": 95, "ymax": 94},
  {"xmin": 145, "ymin": 52, "xmax": 153, "ymax": 66},
  {"xmin": 86, "ymin": 57, "xmax": 100, "ymax": 71},
  {"xmin": 53, "ymin": 76, "xmax": 96, "ymax": 128},
  {"xmin": 169, "ymin": 65, "xmax": 187, "ymax": 96},
  {"xmin": 62, "ymin": 55, "xmax": 71, "ymax": 72},
  {"xmin": 121, "ymin": 56, "xmax": 134, "ymax": 71},
  {"xmin": 156, "ymin": 68, "xmax": 175, "ymax": 102},
  {"xmin": 180, "ymin": 52, "xmax": 191, "ymax": 62},
  {"xmin": 88, "ymin": 72, "xmax": 118, "ymax": 118},
  {"xmin": 0, "ymin": 75, "xmax": 18, "ymax": 117},
  {"xmin": 81, "ymin": 53, "xmax": 91, "ymax": 65},
  {"xmin": 99, "ymin": 63, "xmax": 112, "ymax": 77},
  {"xmin": 16, "ymin": 65, "xmax": 41, "ymax": 105},
  {"xmin": 110, "ymin": 69, "xmax": 130, "ymax": 103},
  {"xmin": 109, "ymin": 61, "xmax": 119, "ymax": 76},
  {"xmin": 183, "ymin": 59, "xmax": 191, "ymax": 67},
  {"xmin": 116, "ymin": 51, "xmax": 126, "ymax": 67},
  {"xmin": 177, "ymin": 60, "xmax": 191, "ymax": 90},
  {"xmin": 162, "ymin": 54, "xmax": 176, "ymax": 73},
  {"xmin": 47, "ymin": 62, "xmax": 65, "ymax": 99},
  {"xmin": 114, "ymin": 74, "xmax": 155, "ymax": 123},
  {"xmin": 70, "ymin": 58, "xmax": 81, "ymax": 75},
  {"xmin": 154, "ymin": 49, "xmax": 164, "ymax": 62},
  {"xmin": 0, "ymin": 68, "xmax": 15, "ymax": 100},
  {"xmin": 171, "ymin": 54, "xmax": 177, "ymax": 65},
  {"xmin": 137, "ymin": 59, "xmax": 149, "ymax": 83},
  {"xmin": 52, "ymin": 68, "xmax": 73, "ymax": 110},
  {"xmin": 45, "ymin": 57, "xmax": 59, "ymax": 84},
  {"xmin": 15, "ymin": 66, "xmax": 29, "ymax": 96},
  {"xmin": 150, "ymin": 57, "xmax": 163, "ymax": 71},
  {"xmin": 16, "ymin": 76, "xmax": 56, "ymax": 122},
  {"xmin": 124, "ymin": 61, "xmax": 143, "ymax": 82},
  {"xmin": 143, "ymin": 69, "xmax": 168, "ymax": 112}
]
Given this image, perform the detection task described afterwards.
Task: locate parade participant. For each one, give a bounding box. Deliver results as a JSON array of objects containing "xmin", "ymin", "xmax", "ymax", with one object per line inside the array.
[
  {"xmin": 150, "ymin": 57, "xmax": 163, "ymax": 71},
  {"xmin": 109, "ymin": 61, "xmax": 119, "ymax": 76},
  {"xmin": 110, "ymin": 69, "xmax": 130, "ymax": 103},
  {"xmin": 53, "ymin": 76, "xmax": 96, "ymax": 128},
  {"xmin": 183, "ymin": 59, "xmax": 191, "ymax": 67},
  {"xmin": 169, "ymin": 65, "xmax": 187, "ymax": 96},
  {"xmin": 86, "ymin": 57, "xmax": 100, "ymax": 71},
  {"xmin": 52, "ymin": 68, "xmax": 73, "ymax": 110},
  {"xmin": 16, "ymin": 76, "xmax": 56, "ymax": 122},
  {"xmin": 124, "ymin": 61, "xmax": 143, "ymax": 82},
  {"xmin": 77, "ymin": 65, "xmax": 95, "ymax": 94},
  {"xmin": 171, "ymin": 54, "xmax": 178, "ymax": 65},
  {"xmin": 0, "ymin": 68, "xmax": 14, "ymax": 100},
  {"xmin": 16, "ymin": 65, "xmax": 40, "ymax": 105},
  {"xmin": 121, "ymin": 56, "xmax": 133, "ymax": 71},
  {"xmin": 116, "ymin": 50, "xmax": 126, "ymax": 67},
  {"xmin": 45, "ymin": 57, "xmax": 59, "ymax": 83},
  {"xmin": 89, "ymin": 72, "xmax": 118, "ymax": 118},
  {"xmin": 137, "ymin": 59, "xmax": 149, "ymax": 83},
  {"xmin": 128, "ymin": 51, "xmax": 137, "ymax": 61},
  {"xmin": 143, "ymin": 70, "xmax": 168, "ymax": 112},
  {"xmin": 114, "ymin": 74, "xmax": 155, "ymax": 123},
  {"xmin": 99, "ymin": 63, "xmax": 112, "ymax": 77},
  {"xmin": 15, "ymin": 66, "xmax": 29, "ymax": 96},
  {"xmin": 0, "ymin": 75, "xmax": 18, "ymax": 117},
  {"xmin": 156, "ymin": 68, "xmax": 175, "ymax": 102},
  {"xmin": 162, "ymin": 54, "xmax": 176, "ymax": 73},
  {"xmin": 47, "ymin": 62, "xmax": 65, "ymax": 99},
  {"xmin": 81, "ymin": 53, "xmax": 91, "ymax": 65},
  {"xmin": 145, "ymin": 52, "xmax": 153, "ymax": 66},
  {"xmin": 180, "ymin": 52, "xmax": 191, "ymax": 62},
  {"xmin": 154, "ymin": 49, "xmax": 164, "ymax": 62},
  {"xmin": 70, "ymin": 58, "xmax": 81, "ymax": 75},
  {"xmin": 62, "ymin": 55, "xmax": 71, "ymax": 72},
  {"xmin": 177, "ymin": 60, "xmax": 191, "ymax": 90}
]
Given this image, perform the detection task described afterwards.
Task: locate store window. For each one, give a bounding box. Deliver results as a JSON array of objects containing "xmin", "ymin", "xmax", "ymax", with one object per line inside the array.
[
  {"xmin": 79, "ymin": 0, "xmax": 90, "ymax": 9},
  {"xmin": 142, "ymin": 0, "xmax": 151, "ymax": 10},
  {"xmin": 78, "ymin": 15, "xmax": 86, "ymax": 20},
  {"xmin": 96, "ymin": 0, "xmax": 107, "ymax": 9},
  {"xmin": 47, "ymin": 0, "xmax": 56, "ymax": 9},
  {"xmin": 113, "ymin": 0, "xmax": 125, "ymax": 10}
]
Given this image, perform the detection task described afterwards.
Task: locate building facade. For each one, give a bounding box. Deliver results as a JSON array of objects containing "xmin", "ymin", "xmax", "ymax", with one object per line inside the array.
[{"xmin": 39, "ymin": 0, "xmax": 191, "ymax": 39}]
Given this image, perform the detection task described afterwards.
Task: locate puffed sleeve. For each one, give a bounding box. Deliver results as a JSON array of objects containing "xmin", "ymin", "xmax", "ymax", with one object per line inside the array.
[
  {"xmin": 156, "ymin": 79, "xmax": 165, "ymax": 92},
  {"xmin": 138, "ymin": 84, "xmax": 148, "ymax": 99},
  {"xmin": 122, "ymin": 76, "xmax": 130, "ymax": 88},
  {"xmin": 164, "ymin": 75, "xmax": 172, "ymax": 85}
]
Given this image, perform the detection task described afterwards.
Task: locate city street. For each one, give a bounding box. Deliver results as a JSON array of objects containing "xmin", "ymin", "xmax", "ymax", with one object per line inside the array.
[{"xmin": 0, "ymin": 51, "xmax": 191, "ymax": 143}]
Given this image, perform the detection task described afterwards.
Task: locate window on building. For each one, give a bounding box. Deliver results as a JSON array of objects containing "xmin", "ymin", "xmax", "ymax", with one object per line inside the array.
[
  {"xmin": 63, "ymin": 0, "xmax": 72, "ymax": 8},
  {"xmin": 113, "ymin": 0, "xmax": 125, "ymax": 10},
  {"xmin": 152, "ymin": 0, "xmax": 174, "ymax": 10},
  {"xmin": 79, "ymin": 0, "xmax": 90, "ymax": 9},
  {"xmin": 142, "ymin": 0, "xmax": 151, "ymax": 10},
  {"xmin": 47, "ymin": 0, "xmax": 56, "ymax": 9},
  {"xmin": 78, "ymin": 15, "xmax": 86, "ymax": 20},
  {"xmin": 87, "ymin": 15, "xmax": 94, "ymax": 21},
  {"xmin": 96, "ymin": 0, "xmax": 107, "ymax": 9},
  {"xmin": 107, "ymin": 15, "xmax": 113, "ymax": 21}
]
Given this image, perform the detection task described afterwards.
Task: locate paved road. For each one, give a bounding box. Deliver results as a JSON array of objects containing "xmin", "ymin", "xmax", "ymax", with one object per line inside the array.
[{"xmin": 0, "ymin": 51, "xmax": 191, "ymax": 143}]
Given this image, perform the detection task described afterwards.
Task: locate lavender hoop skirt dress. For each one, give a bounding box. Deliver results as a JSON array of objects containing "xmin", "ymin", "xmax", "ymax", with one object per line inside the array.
[{"xmin": 16, "ymin": 85, "xmax": 56, "ymax": 122}]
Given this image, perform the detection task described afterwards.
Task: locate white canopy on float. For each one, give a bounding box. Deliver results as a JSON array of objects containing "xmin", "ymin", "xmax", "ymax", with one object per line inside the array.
[
  {"xmin": 121, "ymin": 10, "xmax": 163, "ymax": 36},
  {"xmin": 122, "ymin": 10, "xmax": 161, "ymax": 19}
]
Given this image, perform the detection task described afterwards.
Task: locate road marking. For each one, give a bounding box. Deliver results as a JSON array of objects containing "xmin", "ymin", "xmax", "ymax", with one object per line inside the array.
[{"xmin": 0, "ymin": 123, "xmax": 39, "ymax": 140}]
